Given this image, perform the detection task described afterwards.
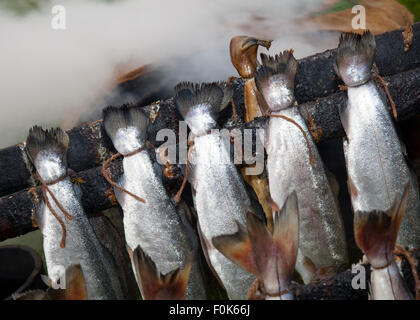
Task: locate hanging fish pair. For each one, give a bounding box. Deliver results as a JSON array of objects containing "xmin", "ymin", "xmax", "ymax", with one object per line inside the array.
[
  {"xmin": 25, "ymin": 127, "xmax": 125, "ymax": 300},
  {"xmin": 102, "ymin": 106, "xmax": 207, "ymax": 300},
  {"xmin": 252, "ymin": 49, "xmax": 349, "ymax": 284},
  {"xmin": 335, "ymin": 31, "xmax": 420, "ymax": 300}
]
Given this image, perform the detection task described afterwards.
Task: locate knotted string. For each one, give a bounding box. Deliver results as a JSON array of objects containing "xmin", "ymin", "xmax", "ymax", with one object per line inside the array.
[
  {"xmin": 372, "ymin": 63, "xmax": 398, "ymax": 119},
  {"xmin": 37, "ymin": 173, "xmax": 73, "ymax": 248},
  {"xmin": 101, "ymin": 146, "xmax": 146, "ymax": 204},
  {"xmin": 265, "ymin": 112, "xmax": 315, "ymax": 166}
]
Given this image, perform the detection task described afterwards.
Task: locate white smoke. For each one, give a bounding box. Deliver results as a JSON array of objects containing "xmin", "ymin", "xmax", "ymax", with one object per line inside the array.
[{"xmin": 0, "ymin": 0, "xmax": 334, "ymax": 148}]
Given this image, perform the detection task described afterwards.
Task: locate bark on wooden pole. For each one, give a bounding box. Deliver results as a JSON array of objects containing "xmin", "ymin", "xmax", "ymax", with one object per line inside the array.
[{"xmin": 1, "ymin": 66, "xmax": 420, "ymax": 242}]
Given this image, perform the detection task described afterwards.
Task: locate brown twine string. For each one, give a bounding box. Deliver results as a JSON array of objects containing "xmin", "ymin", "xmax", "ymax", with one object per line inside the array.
[
  {"xmin": 266, "ymin": 112, "xmax": 315, "ymax": 166},
  {"xmin": 174, "ymin": 128, "xmax": 214, "ymax": 203},
  {"xmin": 174, "ymin": 141, "xmax": 194, "ymax": 204},
  {"xmin": 394, "ymin": 243, "xmax": 420, "ymax": 300},
  {"xmin": 37, "ymin": 173, "xmax": 73, "ymax": 249},
  {"xmin": 101, "ymin": 146, "xmax": 146, "ymax": 204},
  {"xmin": 373, "ymin": 63, "xmax": 398, "ymax": 119}
]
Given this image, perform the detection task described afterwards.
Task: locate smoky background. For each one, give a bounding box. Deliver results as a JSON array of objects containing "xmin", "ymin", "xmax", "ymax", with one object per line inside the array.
[{"xmin": 0, "ymin": 0, "xmax": 338, "ymax": 149}]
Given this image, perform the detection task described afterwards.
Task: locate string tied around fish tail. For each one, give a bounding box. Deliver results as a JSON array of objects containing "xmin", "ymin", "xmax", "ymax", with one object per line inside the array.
[
  {"xmin": 372, "ymin": 63, "xmax": 397, "ymax": 119},
  {"xmin": 101, "ymin": 146, "xmax": 147, "ymax": 204},
  {"xmin": 174, "ymin": 128, "xmax": 214, "ymax": 203},
  {"xmin": 265, "ymin": 112, "xmax": 315, "ymax": 166},
  {"xmin": 174, "ymin": 140, "xmax": 194, "ymax": 204},
  {"xmin": 37, "ymin": 173, "xmax": 73, "ymax": 248}
]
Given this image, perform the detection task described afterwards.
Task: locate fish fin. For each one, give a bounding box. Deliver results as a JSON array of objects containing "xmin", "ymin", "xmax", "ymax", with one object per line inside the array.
[
  {"xmin": 247, "ymin": 192, "xmax": 299, "ymax": 295},
  {"xmin": 271, "ymin": 191, "xmax": 299, "ymax": 282},
  {"xmin": 196, "ymin": 221, "xmax": 227, "ymax": 291},
  {"xmin": 132, "ymin": 245, "xmax": 192, "ymax": 300},
  {"xmin": 325, "ymin": 168, "xmax": 340, "ymax": 199},
  {"xmin": 334, "ymin": 31, "xmax": 375, "ymax": 87},
  {"xmin": 255, "ymin": 51, "xmax": 297, "ymax": 111},
  {"xmin": 212, "ymin": 220, "xmax": 258, "ymax": 275},
  {"xmin": 347, "ymin": 175, "xmax": 359, "ymax": 199},
  {"xmin": 301, "ymin": 256, "xmax": 317, "ymax": 281},
  {"xmin": 25, "ymin": 126, "xmax": 69, "ymax": 166},
  {"xmin": 254, "ymin": 86, "xmax": 271, "ymax": 116},
  {"xmin": 12, "ymin": 290, "xmax": 48, "ymax": 300},
  {"xmin": 230, "ymin": 36, "xmax": 272, "ymax": 78},
  {"xmin": 60, "ymin": 264, "xmax": 88, "ymax": 300},
  {"xmin": 45, "ymin": 265, "xmax": 88, "ymax": 300},
  {"xmin": 41, "ymin": 274, "xmax": 53, "ymax": 288},
  {"xmin": 259, "ymin": 51, "xmax": 297, "ymax": 77},
  {"xmin": 218, "ymin": 81, "xmax": 234, "ymax": 111},
  {"xmin": 174, "ymin": 82, "xmax": 224, "ymax": 135},
  {"xmin": 102, "ymin": 104, "xmax": 149, "ymax": 150},
  {"xmin": 354, "ymin": 182, "xmax": 410, "ymax": 269}
]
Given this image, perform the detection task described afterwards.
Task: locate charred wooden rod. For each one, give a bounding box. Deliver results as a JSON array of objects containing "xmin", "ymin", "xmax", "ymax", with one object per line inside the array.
[
  {"xmin": 1, "ymin": 66, "xmax": 420, "ymax": 242},
  {"xmin": 1, "ymin": 64, "xmax": 420, "ymax": 199}
]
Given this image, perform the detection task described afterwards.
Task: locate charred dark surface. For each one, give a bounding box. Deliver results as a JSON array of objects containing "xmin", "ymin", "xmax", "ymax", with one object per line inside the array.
[
  {"xmin": 0, "ymin": 63, "xmax": 419, "ymax": 202},
  {"xmin": 295, "ymin": 23, "xmax": 420, "ymax": 104},
  {"xmin": 296, "ymin": 251, "xmax": 420, "ymax": 300},
  {"xmin": 295, "ymin": 265, "xmax": 371, "ymax": 300}
]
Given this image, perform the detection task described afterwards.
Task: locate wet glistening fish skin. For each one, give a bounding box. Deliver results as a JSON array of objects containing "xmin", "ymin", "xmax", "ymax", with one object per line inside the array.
[
  {"xmin": 103, "ymin": 106, "xmax": 206, "ymax": 300},
  {"xmin": 254, "ymin": 51, "xmax": 348, "ymax": 283},
  {"xmin": 335, "ymin": 32, "xmax": 420, "ymax": 250},
  {"xmin": 265, "ymin": 107, "xmax": 349, "ymax": 283},
  {"xmin": 174, "ymin": 82, "xmax": 257, "ymax": 300},
  {"xmin": 190, "ymin": 132, "xmax": 257, "ymax": 299},
  {"xmin": 27, "ymin": 127, "xmax": 124, "ymax": 300}
]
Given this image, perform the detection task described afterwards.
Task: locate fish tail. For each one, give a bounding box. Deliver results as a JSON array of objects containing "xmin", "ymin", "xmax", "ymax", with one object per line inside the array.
[
  {"xmin": 354, "ymin": 183, "xmax": 410, "ymax": 269},
  {"xmin": 249, "ymin": 192, "xmax": 299, "ymax": 297},
  {"xmin": 254, "ymin": 51, "xmax": 297, "ymax": 111},
  {"xmin": 334, "ymin": 31, "xmax": 375, "ymax": 87},
  {"xmin": 212, "ymin": 192, "xmax": 299, "ymax": 298},
  {"xmin": 174, "ymin": 82, "xmax": 228, "ymax": 135},
  {"xmin": 103, "ymin": 104, "xmax": 149, "ymax": 154},
  {"xmin": 132, "ymin": 245, "xmax": 193, "ymax": 300},
  {"xmin": 15, "ymin": 264, "xmax": 88, "ymax": 300},
  {"xmin": 25, "ymin": 126, "xmax": 69, "ymax": 172},
  {"xmin": 211, "ymin": 220, "xmax": 258, "ymax": 275}
]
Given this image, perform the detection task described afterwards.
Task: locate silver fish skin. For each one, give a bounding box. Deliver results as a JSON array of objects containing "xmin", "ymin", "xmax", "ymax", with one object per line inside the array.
[
  {"xmin": 174, "ymin": 82, "xmax": 257, "ymax": 299},
  {"xmin": 265, "ymin": 107, "xmax": 349, "ymax": 283},
  {"xmin": 103, "ymin": 106, "xmax": 206, "ymax": 300},
  {"xmin": 254, "ymin": 51, "xmax": 348, "ymax": 283},
  {"xmin": 33, "ymin": 152, "xmax": 124, "ymax": 300},
  {"xmin": 370, "ymin": 261, "xmax": 413, "ymax": 300},
  {"xmin": 89, "ymin": 214, "xmax": 139, "ymax": 299},
  {"xmin": 341, "ymin": 81, "xmax": 420, "ymax": 249},
  {"xmin": 190, "ymin": 132, "xmax": 256, "ymax": 299},
  {"xmin": 334, "ymin": 31, "xmax": 420, "ymax": 250},
  {"xmin": 114, "ymin": 148, "xmax": 206, "ymax": 300}
]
